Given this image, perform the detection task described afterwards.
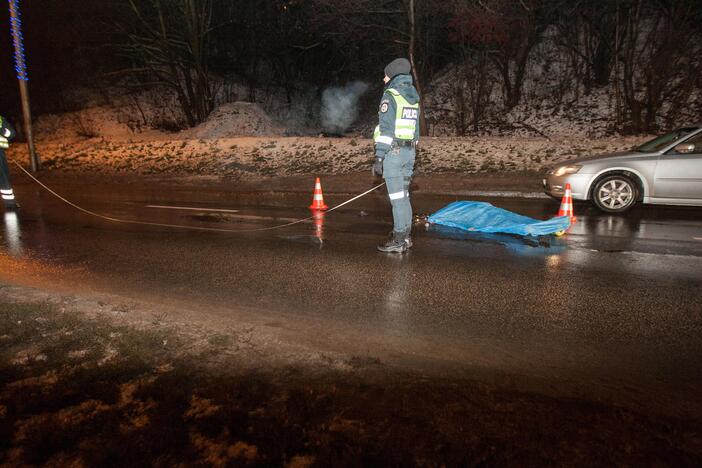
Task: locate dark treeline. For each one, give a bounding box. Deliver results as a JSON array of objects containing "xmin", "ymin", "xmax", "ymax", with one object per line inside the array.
[{"xmin": 1, "ymin": 0, "xmax": 701, "ymax": 134}]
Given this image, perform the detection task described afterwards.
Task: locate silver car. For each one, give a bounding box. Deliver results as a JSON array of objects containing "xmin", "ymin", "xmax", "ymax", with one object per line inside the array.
[{"xmin": 543, "ymin": 124, "xmax": 702, "ymax": 212}]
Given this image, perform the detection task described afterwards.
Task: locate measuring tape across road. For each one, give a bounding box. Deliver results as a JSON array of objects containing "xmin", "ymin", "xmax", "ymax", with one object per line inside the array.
[{"xmin": 14, "ymin": 161, "xmax": 386, "ymax": 234}]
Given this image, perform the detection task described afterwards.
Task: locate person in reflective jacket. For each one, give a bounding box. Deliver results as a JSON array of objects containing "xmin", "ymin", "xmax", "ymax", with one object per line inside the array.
[
  {"xmin": 0, "ymin": 115, "xmax": 18, "ymax": 211},
  {"xmin": 372, "ymin": 58, "xmax": 420, "ymax": 253}
]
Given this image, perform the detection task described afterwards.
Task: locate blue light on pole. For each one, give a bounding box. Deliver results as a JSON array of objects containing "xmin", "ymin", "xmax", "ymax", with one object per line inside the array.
[
  {"xmin": 7, "ymin": 0, "xmax": 39, "ymax": 171},
  {"xmin": 8, "ymin": 0, "xmax": 28, "ymax": 81}
]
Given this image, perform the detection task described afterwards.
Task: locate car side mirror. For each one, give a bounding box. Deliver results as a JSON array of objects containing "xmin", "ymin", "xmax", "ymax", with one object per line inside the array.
[{"xmin": 674, "ymin": 143, "xmax": 695, "ymax": 154}]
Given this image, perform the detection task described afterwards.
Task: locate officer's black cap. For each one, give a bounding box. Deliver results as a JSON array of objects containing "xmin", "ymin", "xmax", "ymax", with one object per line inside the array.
[{"xmin": 384, "ymin": 58, "xmax": 411, "ymax": 80}]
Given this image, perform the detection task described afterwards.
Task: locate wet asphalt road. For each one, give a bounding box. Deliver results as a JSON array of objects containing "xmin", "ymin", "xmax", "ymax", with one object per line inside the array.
[{"xmin": 2, "ymin": 176, "xmax": 702, "ymax": 416}]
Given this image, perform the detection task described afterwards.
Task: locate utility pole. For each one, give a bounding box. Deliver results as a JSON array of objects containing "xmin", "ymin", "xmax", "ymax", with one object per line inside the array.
[{"xmin": 8, "ymin": 0, "xmax": 39, "ymax": 172}]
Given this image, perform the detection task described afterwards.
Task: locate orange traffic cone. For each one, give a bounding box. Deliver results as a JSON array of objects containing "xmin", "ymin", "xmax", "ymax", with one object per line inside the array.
[
  {"xmin": 309, "ymin": 177, "xmax": 329, "ymax": 210},
  {"xmin": 557, "ymin": 183, "xmax": 577, "ymax": 223}
]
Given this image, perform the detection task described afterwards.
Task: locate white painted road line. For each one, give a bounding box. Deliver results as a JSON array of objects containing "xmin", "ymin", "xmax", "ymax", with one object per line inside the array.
[
  {"xmin": 693, "ymin": 237, "xmax": 702, "ymax": 241},
  {"xmin": 147, "ymin": 206, "xmax": 303, "ymax": 223},
  {"xmin": 146, "ymin": 205, "xmax": 240, "ymax": 214},
  {"xmin": 223, "ymin": 213, "xmax": 303, "ymax": 223},
  {"xmin": 440, "ymin": 191, "xmax": 549, "ymax": 199}
]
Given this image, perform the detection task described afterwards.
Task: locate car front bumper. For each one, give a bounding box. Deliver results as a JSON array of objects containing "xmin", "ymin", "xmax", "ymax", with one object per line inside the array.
[{"xmin": 542, "ymin": 174, "xmax": 592, "ymax": 200}]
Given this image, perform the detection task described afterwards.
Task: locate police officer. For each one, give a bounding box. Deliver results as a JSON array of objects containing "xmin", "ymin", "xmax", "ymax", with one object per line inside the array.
[
  {"xmin": 0, "ymin": 115, "xmax": 18, "ymax": 211},
  {"xmin": 372, "ymin": 58, "xmax": 420, "ymax": 253}
]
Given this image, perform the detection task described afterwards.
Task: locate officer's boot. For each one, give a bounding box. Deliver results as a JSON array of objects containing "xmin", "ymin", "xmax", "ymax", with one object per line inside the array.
[
  {"xmin": 404, "ymin": 229, "xmax": 413, "ymax": 249},
  {"xmin": 377, "ymin": 230, "xmax": 410, "ymax": 253}
]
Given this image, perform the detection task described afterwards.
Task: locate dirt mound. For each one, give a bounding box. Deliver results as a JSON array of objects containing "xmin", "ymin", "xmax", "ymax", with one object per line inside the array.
[
  {"xmin": 33, "ymin": 100, "xmax": 285, "ymax": 144},
  {"xmin": 34, "ymin": 107, "xmax": 133, "ymax": 142},
  {"xmin": 33, "ymin": 105, "xmax": 174, "ymax": 143},
  {"xmin": 189, "ymin": 102, "xmax": 285, "ymax": 139}
]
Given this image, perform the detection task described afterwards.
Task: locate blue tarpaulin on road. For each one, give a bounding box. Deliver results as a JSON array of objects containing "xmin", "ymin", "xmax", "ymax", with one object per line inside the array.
[{"xmin": 428, "ymin": 201, "xmax": 570, "ymax": 237}]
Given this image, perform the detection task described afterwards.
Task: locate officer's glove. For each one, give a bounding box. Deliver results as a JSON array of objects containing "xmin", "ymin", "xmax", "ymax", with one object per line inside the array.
[{"xmin": 372, "ymin": 157, "xmax": 384, "ymax": 177}]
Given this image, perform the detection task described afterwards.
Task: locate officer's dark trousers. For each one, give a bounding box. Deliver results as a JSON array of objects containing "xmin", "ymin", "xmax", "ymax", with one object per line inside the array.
[
  {"xmin": 0, "ymin": 149, "xmax": 17, "ymax": 207},
  {"xmin": 383, "ymin": 145, "xmax": 415, "ymax": 234}
]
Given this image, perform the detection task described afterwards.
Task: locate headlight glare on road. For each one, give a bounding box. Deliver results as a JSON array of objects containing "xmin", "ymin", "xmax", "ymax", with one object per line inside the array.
[{"xmin": 553, "ymin": 165, "xmax": 582, "ymax": 177}]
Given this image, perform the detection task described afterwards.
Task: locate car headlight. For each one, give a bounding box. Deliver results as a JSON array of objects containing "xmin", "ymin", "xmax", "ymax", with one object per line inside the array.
[{"xmin": 553, "ymin": 165, "xmax": 582, "ymax": 177}]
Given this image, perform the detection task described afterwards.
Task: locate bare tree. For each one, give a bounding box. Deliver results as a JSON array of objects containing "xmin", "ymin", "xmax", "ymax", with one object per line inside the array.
[
  {"xmin": 553, "ymin": 0, "xmax": 618, "ymax": 95},
  {"xmin": 407, "ymin": 0, "xmax": 429, "ymax": 134},
  {"xmin": 449, "ymin": 2, "xmax": 497, "ymax": 133},
  {"xmin": 117, "ymin": 0, "xmax": 218, "ymax": 127},
  {"xmin": 615, "ymin": 0, "xmax": 701, "ymax": 133},
  {"xmin": 310, "ymin": 0, "xmax": 431, "ymax": 134},
  {"xmin": 489, "ymin": 0, "xmax": 551, "ymax": 110},
  {"xmin": 451, "ymin": 0, "xmax": 551, "ymax": 111}
]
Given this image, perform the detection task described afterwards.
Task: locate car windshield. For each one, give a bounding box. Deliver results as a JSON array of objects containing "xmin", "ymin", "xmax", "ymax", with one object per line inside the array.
[{"xmin": 636, "ymin": 127, "xmax": 699, "ymax": 152}]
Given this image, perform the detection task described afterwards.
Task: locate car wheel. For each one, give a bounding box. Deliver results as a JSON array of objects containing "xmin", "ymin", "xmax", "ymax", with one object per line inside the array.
[{"xmin": 593, "ymin": 175, "xmax": 638, "ymax": 213}]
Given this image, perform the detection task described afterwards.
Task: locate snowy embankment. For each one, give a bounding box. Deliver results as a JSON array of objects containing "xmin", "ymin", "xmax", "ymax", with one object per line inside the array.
[
  {"xmin": 8, "ymin": 135, "xmax": 644, "ymax": 178},
  {"xmin": 7, "ymin": 96, "xmax": 647, "ymax": 178}
]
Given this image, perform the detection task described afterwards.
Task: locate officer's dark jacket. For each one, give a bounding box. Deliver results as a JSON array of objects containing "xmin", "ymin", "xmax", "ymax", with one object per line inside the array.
[
  {"xmin": 376, "ymin": 74, "xmax": 420, "ymax": 158},
  {"xmin": 0, "ymin": 116, "xmax": 16, "ymax": 141}
]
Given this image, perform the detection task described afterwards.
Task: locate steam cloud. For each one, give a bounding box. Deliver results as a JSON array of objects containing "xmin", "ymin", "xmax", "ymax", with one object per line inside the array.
[{"xmin": 321, "ymin": 81, "xmax": 369, "ymax": 134}]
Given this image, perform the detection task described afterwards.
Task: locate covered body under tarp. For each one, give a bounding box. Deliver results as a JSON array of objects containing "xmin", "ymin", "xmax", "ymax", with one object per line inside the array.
[{"xmin": 428, "ymin": 201, "xmax": 570, "ymax": 237}]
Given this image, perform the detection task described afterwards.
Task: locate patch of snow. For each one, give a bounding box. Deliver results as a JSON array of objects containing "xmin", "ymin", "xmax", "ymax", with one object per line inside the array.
[{"xmin": 187, "ymin": 102, "xmax": 285, "ymax": 139}]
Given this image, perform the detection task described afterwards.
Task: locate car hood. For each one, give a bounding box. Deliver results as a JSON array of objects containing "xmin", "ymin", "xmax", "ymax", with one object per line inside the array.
[{"xmin": 550, "ymin": 150, "xmax": 647, "ymax": 168}]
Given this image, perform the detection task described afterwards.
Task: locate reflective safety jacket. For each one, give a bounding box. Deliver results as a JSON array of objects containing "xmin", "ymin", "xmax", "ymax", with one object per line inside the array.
[
  {"xmin": 0, "ymin": 116, "xmax": 15, "ymax": 149},
  {"xmin": 374, "ymin": 74, "xmax": 420, "ymax": 158}
]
